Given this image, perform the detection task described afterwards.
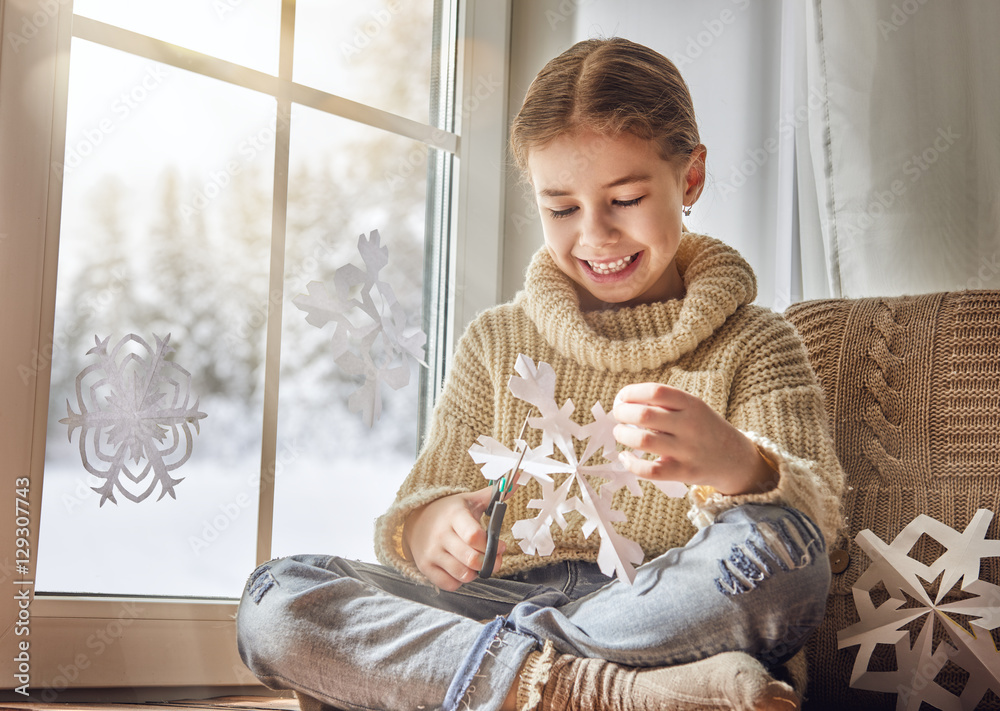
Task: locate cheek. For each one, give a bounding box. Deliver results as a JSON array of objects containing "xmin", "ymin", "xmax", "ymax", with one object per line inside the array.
[
  {"xmin": 635, "ymin": 206, "xmax": 672, "ymax": 232},
  {"xmin": 637, "ymin": 212, "xmax": 681, "ymax": 248},
  {"xmin": 542, "ymin": 223, "xmax": 575, "ymax": 254}
]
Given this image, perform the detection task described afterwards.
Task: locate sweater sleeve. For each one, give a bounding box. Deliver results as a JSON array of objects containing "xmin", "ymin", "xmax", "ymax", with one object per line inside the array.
[
  {"xmin": 687, "ymin": 310, "xmax": 846, "ymax": 546},
  {"xmin": 373, "ymin": 316, "xmax": 496, "ymax": 583}
]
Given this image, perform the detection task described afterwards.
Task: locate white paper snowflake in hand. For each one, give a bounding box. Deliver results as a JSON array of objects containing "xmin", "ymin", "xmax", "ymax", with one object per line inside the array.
[
  {"xmin": 838, "ymin": 509, "xmax": 1000, "ymax": 709},
  {"xmin": 468, "ymin": 354, "xmax": 684, "ymax": 583},
  {"xmin": 60, "ymin": 333, "xmax": 206, "ymax": 506},
  {"xmin": 293, "ymin": 230, "xmax": 427, "ymax": 427}
]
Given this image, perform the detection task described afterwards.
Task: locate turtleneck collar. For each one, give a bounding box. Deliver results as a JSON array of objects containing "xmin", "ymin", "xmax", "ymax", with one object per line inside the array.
[{"xmin": 516, "ymin": 232, "xmax": 757, "ymax": 372}]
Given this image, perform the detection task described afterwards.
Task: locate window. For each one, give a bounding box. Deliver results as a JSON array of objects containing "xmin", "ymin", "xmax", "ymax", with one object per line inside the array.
[{"xmin": 1, "ymin": 0, "xmax": 511, "ymax": 695}]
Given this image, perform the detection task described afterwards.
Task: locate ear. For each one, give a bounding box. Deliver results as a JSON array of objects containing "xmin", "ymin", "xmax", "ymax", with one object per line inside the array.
[{"xmin": 682, "ymin": 144, "xmax": 707, "ymax": 206}]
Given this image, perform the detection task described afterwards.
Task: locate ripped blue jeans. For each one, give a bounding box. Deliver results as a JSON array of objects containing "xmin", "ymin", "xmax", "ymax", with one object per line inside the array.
[{"xmin": 236, "ymin": 504, "xmax": 829, "ymax": 711}]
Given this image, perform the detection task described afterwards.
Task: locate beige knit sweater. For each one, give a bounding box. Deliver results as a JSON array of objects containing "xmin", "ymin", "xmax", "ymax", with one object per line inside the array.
[{"xmin": 375, "ymin": 233, "xmax": 845, "ymax": 583}]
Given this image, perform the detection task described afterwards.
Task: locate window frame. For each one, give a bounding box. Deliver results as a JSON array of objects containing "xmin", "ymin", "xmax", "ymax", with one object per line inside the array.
[{"xmin": 0, "ymin": 0, "xmax": 512, "ymax": 694}]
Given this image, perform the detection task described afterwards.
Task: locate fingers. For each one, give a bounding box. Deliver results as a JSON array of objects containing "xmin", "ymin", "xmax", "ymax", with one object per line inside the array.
[
  {"xmin": 434, "ymin": 533, "xmax": 484, "ymax": 590},
  {"xmin": 454, "ymin": 502, "xmax": 490, "ymax": 552},
  {"xmin": 613, "ymin": 383, "xmax": 693, "ymax": 484},
  {"xmin": 428, "ymin": 535, "xmax": 507, "ymax": 591},
  {"xmin": 613, "ymin": 419, "xmax": 676, "ymax": 452},
  {"xmin": 614, "ymin": 382, "xmax": 718, "ymax": 449},
  {"xmin": 618, "ymin": 448, "xmax": 684, "ymax": 482},
  {"xmin": 614, "ymin": 385, "xmax": 686, "ymax": 441},
  {"xmin": 615, "ymin": 382, "xmax": 689, "ymax": 410},
  {"xmin": 406, "ymin": 487, "xmax": 509, "ymax": 591}
]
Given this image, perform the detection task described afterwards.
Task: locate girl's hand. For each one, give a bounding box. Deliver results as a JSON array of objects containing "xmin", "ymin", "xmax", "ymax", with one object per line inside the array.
[
  {"xmin": 402, "ymin": 487, "xmax": 506, "ymax": 591},
  {"xmin": 612, "ymin": 383, "xmax": 778, "ymax": 496}
]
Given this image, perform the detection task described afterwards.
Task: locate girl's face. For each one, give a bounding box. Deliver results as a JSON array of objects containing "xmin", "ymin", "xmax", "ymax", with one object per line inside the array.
[{"xmin": 527, "ymin": 129, "xmax": 705, "ymax": 311}]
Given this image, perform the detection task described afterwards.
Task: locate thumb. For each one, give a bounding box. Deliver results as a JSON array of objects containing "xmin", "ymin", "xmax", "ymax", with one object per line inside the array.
[{"xmin": 466, "ymin": 485, "xmax": 497, "ymax": 518}]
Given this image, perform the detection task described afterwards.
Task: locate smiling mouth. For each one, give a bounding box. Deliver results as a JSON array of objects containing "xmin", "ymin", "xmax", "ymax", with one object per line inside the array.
[{"xmin": 586, "ymin": 252, "xmax": 640, "ymax": 275}]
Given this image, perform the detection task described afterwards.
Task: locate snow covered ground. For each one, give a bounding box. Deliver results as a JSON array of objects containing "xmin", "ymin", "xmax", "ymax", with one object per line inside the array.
[{"xmin": 36, "ymin": 451, "xmax": 411, "ymax": 599}]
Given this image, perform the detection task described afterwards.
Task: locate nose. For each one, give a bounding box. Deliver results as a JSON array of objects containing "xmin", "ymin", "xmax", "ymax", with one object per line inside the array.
[{"xmin": 579, "ymin": 207, "xmax": 619, "ymax": 249}]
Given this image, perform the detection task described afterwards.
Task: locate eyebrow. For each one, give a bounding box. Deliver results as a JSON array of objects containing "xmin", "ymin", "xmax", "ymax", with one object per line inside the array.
[{"xmin": 537, "ymin": 174, "xmax": 652, "ymax": 198}]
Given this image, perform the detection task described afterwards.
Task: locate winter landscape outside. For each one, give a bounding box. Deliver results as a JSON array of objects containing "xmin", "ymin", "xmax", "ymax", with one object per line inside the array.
[{"xmin": 37, "ymin": 0, "xmax": 435, "ymax": 599}]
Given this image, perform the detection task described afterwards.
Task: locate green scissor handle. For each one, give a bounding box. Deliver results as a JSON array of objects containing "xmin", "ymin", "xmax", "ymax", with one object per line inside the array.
[{"xmin": 478, "ymin": 418, "xmax": 529, "ymax": 580}]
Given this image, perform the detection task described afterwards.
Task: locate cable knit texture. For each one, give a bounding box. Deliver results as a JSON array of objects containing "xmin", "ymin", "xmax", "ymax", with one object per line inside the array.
[
  {"xmin": 785, "ymin": 291, "xmax": 1000, "ymax": 709},
  {"xmin": 375, "ymin": 233, "xmax": 845, "ymax": 584}
]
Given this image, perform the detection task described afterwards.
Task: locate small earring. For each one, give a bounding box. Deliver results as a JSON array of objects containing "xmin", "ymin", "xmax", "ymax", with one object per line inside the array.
[{"xmin": 682, "ymin": 205, "xmax": 692, "ymax": 217}]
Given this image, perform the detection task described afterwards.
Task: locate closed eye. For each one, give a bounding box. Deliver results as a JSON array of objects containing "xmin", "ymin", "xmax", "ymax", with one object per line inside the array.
[
  {"xmin": 548, "ymin": 197, "xmax": 641, "ymax": 219},
  {"xmin": 549, "ymin": 206, "xmax": 578, "ymax": 219},
  {"xmin": 614, "ymin": 197, "xmax": 643, "ymax": 208}
]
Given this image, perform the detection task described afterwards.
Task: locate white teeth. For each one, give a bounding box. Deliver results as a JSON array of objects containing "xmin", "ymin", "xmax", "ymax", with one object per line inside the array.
[{"xmin": 588, "ymin": 254, "xmax": 634, "ymax": 275}]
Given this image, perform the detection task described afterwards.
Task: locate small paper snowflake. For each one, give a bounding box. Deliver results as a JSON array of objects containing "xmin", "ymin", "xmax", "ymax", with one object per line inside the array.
[
  {"xmin": 60, "ymin": 333, "xmax": 206, "ymax": 506},
  {"xmin": 838, "ymin": 509, "xmax": 1000, "ymax": 709},
  {"xmin": 293, "ymin": 229, "xmax": 427, "ymax": 427},
  {"xmin": 469, "ymin": 354, "xmax": 685, "ymax": 583}
]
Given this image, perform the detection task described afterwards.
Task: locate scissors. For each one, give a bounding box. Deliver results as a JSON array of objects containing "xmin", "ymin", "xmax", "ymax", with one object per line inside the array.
[{"xmin": 479, "ymin": 419, "xmax": 529, "ymax": 579}]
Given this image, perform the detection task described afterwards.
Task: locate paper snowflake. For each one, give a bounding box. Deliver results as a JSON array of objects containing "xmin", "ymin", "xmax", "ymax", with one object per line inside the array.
[
  {"xmin": 293, "ymin": 229, "xmax": 427, "ymax": 427},
  {"xmin": 60, "ymin": 333, "xmax": 206, "ymax": 506},
  {"xmin": 468, "ymin": 354, "xmax": 686, "ymax": 583},
  {"xmin": 838, "ymin": 509, "xmax": 1000, "ymax": 709}
]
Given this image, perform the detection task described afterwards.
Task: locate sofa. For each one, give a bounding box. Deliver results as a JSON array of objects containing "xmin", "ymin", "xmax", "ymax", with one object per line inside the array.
[{"xmin": 784, "ymin": 291, "xmax": 1000, "ymax": 710}]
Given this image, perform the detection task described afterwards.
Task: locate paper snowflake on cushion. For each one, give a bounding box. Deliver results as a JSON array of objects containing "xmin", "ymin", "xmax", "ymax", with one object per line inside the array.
[
  {"xmin": 60, "ymin": 333, "xmax": 206, "ymax": 506},
  {"xmin": 293, "ymin": 229, "xmax": 427, "ymax": 427},
  {"xmin": 468, "ymin": 354, "xmax": 686, "ymax": 583},
  {"xmin": 838, "ymin": 509, "xmax": 1000, "ymax": 709}
]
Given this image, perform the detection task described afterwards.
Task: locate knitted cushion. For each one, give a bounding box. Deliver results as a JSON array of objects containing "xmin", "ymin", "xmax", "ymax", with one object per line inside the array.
[{"xmin": 785, "ymin": 291, "xmax": 1000, "ymax": 710}]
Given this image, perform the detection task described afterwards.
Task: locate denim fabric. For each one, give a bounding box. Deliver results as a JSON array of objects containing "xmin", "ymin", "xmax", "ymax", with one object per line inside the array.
[{"xmin": 236, "ymin": 504, "xmax": 830, "ymax": 711}]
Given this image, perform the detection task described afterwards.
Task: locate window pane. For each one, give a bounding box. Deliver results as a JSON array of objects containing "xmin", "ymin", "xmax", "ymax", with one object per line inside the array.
[
  {"xmin": 38, "ymin": 39, "xmax": 277, "ymax": 598},
  {"xmin": 271, "ymin": 104, "xmax": 430, "ymax": 561},
  {"xmin": 73, "ymin": 0, "xmax": 281, "ymax": 75},
  {"xmin": 293, "ymin": 0, "xmax": 434, "ymax": 125}
]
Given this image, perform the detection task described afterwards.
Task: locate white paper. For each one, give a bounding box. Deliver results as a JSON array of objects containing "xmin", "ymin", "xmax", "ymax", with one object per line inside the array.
[
  {"xmin": 468, "ymin": 354, "xmax": 683, "ymax": 583},
  {"xmin": 60, "ymin": 333, "xmax": 206, "ymax": 506},
  {"xmin": 293, "ymin": 229, "xmax": 426, "ymax": 427},
  {"xmin": 837, "ymin": 509, "xmax": 1000, "ymax": 709}
]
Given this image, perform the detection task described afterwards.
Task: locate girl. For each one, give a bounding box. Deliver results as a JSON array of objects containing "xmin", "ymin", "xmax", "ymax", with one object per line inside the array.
[{"xmin": 237, "ymin": 37, "xmax": 844, "ymax": 711}]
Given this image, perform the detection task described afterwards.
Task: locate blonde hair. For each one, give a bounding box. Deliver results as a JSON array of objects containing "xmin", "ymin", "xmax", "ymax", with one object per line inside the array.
[{"xmin": 510, "ymin": 38, "xmax": 700, "ymax": 176}]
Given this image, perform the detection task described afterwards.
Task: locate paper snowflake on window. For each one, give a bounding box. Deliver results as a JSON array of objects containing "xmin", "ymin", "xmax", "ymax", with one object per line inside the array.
[
  {"xmin": 293, "ymin": 229, "xmax": 427, "ymax": 427},
  {"xmin": 60, "ymin": 333, "xmax": 206, "ymax": 506},
  {"xmin": 838, "ymin": 509, "xmax": 1000, "ymax": 709},
  {"xmin": 469, "ymin": 354, "xmax": 686, "ymax": 583}
]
